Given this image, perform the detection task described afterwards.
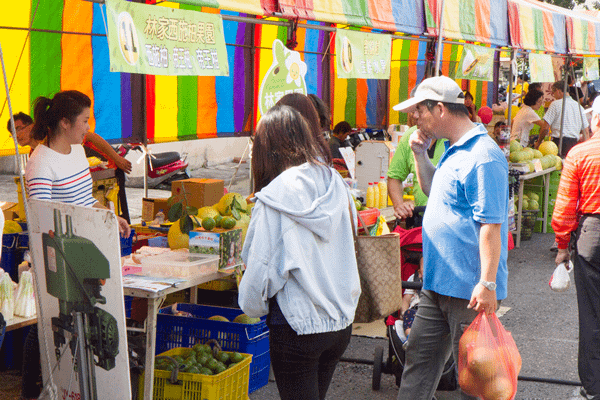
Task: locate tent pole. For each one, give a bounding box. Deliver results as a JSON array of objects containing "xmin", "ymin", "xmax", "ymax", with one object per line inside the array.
[
  {"xmin": 558, "ymin": 57, "xmax": 570, "ymax": 156},
  {"xmin": 434, "ymin": 0, "xmax": 445, "ymax": 76},
  {"xmin": 507, "ymin": 49, "xmax": 515, "ymax": 126},
  {"xmin": 0, "ymin": 42, "xmax": 57, "ymax": 397}
]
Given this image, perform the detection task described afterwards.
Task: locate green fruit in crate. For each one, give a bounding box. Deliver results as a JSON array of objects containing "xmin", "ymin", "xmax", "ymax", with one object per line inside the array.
[
  {"xmin": 528, "ymin": 200, "xmax": 539, "ymax": 210},
  {"xmin": 206, "ymin": 358, "xmax": 219, "ymax": 371},
  {"xmin": 200, "ymin": 367, "xmax": 213, "ymax": 375},
  {"xmin": 522, "ymin": 199, "xmax": 529, "ymax": 210},
  {"xmin": 527, "ymin": 192, "xmax": 539, "ymax": 202},
  {"xmin": 208, "ymin": 315, "xmax": 229, "ymax": 322},
  {"xmin": 187, "ymin": 366, "xmax": 200, "ymax": 374},
  {"xmin": 174, "ymin": 355, "xmax": 185, "ymax": 364},
  {"xmin": 217, "ymin": 352, "xmax": 230, "ymax": 364},
  {"xmin": 228, "ymin": 362, "xmax": 238, "ymax": 369},
  {"xmin": 197, "ymin": 353, "xmax": 210, "ymax": 366},
  {"xmin": 231, "ymin": 352, "xmax": 244, "ymax": 363},
  {"xmin": 214, "ymin": 364, "xmax": 227, "ymax": 375},
  {"xmin": 185, "ymin": 354, "xmax": 197, "ymax": 365},
  {"xmin": 233, "ymin": 314, "xmax": 261, "ymax": 324}
]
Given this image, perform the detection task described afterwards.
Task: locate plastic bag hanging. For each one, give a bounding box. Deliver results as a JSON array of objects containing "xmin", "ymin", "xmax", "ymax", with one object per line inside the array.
[{"xmin": 458, "ymin": 312, "xmax": 521, "ymax": 400}]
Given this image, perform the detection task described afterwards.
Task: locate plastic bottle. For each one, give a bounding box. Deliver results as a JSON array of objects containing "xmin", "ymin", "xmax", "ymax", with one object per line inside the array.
[
  {"xmin": 378, "ymin": 176, "xmax": 388, "ymax": 209},
  {"xmin": 153, "ymin": 209, "xmax": 165, "ymax": 225},
  {"xmin": 373, "ymin": 181, "xmax": 380, "ymax": 210},
  {"xmin": 366, "ymin": 183, "xmax": 375, "ymax": 208}
]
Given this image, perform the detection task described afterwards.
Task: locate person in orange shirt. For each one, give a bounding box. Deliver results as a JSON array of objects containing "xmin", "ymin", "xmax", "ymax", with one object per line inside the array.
[{"xmin": 552, "ymin": 97, "xmax": 600, "ymax": 400}]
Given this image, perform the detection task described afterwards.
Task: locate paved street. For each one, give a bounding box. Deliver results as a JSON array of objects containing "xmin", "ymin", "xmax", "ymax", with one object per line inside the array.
[{"xmin": 0, "ymin": 164, "xmax": 587, "ymax": 399}]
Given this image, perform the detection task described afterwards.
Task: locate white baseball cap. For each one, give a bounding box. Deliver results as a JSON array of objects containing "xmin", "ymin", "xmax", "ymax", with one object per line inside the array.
[
  {"xmin": 393, "ymin": 76, "xmax": 465, "ymax": 112},
  {"xmin": 584, "ymin": 96, "xmax": 600, "ymax": 115}
]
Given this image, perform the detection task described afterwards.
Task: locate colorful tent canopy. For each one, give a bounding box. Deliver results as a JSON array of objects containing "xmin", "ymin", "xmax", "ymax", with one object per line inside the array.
[
  {"xmin": 507, "ymin": 0, "xmax": 567, "ymax": 54},
  {"xmin": 176, "ymin": 0, "xmax": 276, "ymax": 16},
  {"xmin": 528, "ymin": 0, "xmax": 600, "ymax": 56},
  {"xmin": 277, "ymin": 0, "xmax": 425, "ymax": 35},
  {"xmin": 424, "ymin": 0, "xmax": 509, "ymax": 47}
]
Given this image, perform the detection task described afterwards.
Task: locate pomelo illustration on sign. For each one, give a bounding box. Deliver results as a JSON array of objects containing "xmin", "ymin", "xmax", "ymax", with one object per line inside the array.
[{"xmin": 258, "ymin": 39, "xmax": 307, "ymax": 116}]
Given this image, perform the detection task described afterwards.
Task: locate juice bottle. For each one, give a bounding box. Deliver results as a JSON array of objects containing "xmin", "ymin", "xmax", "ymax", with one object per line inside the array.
[
  {"xmin": 366, "ymin": 183, "xmax": 375, "ymax": 208},
  {"xmin": 378, "ymin": 176, "xmax": 388, "ymax": 208},
  {"xmin": 373, "ymin": 181, "xmax": 380, "ymax": 210}
]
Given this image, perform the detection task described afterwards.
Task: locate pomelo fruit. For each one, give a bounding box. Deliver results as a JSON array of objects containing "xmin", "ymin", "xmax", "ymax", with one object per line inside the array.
[
  {"xmin": 3, "ymin": 220, "xmax": 23, "ymax": 234},
  {"xmin": 459, "ymin": 329, "xmax": 479, "ymax": 360},
  {"xmin": 196, "ymin": 206, "xmax": 220, "ymax": 220},
  {"xmin": 167, "ymin": 220, "xmax": 189, "ymax": 249},
  {"xmin": 538, "ymin": 140, "xmax": 558, "ymax": 156},
  {"xmin": 233, "ymin": 313, "xmax": 260, "ymax": 324},
  {"xmin": 509, "ymin": 140, "xmax": 523, "ymax": 153},
  {"xmin": 202, "ymin": 217, "xmax": 216, "ymax": 231},
  {"xmin": 216, "ymin": 193, "xmax": 247, "ymax": 216},
  {"xmin": 481, "ymin": 375, "xmax": 513, "ymax": 400},
  {"xmin": 208, "ymin": 315, "xmax": 229, "ymax": 322},
  {"xmin": 468, "ymin": 346, "xmax": 498, "ymax": 381},
  {"xmin": 458, "ymin": 367, "xmax": 480, "ymax": 396}
]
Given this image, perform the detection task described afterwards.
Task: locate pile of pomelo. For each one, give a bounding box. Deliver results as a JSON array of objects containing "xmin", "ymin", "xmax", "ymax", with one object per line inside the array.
[
  {"xmin": 167, "ymin": 192, "xmax": 252, "ymax": 250},
  {"xmin": 154, "ymin": 344, "xmax": 246, "ymax": 376},
  {"xmin": 508, "ymin": 140, "xmax": 562, "ymax": 172}
]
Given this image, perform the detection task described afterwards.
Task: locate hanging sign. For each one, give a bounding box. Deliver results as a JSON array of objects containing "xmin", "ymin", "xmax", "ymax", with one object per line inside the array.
[
  {"xmin": 335, "ymin": 29, "xmax": 391, "ymax": 80},
  {"xmin": 258, "ymin": 39, "xmax": 308, "ymax": 116},
  {"xmin": 106, "ymin": 0, "xmax": 229, "ymax": 76},
  {"xmin": 583, "ymin": 58, "xmax": 600, "ymax": 82},
  {"xmin": 529, "ymin": 53, "xmax": 554, "ymax": 82},
  {"xmin": 455, "ymin": 45, "xmax": 494, "ymax": 81}
]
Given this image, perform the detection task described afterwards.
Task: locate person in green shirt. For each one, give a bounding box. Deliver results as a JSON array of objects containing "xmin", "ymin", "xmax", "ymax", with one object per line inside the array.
[{"xmin": 387, "ymin": 113, "xmax": 447, "ymax": 219}]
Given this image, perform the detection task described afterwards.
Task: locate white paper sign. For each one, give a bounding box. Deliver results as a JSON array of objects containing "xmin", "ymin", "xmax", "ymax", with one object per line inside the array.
[{"xmin": 339, "ymin": 147, "xmax": 356, "ymax": 179}]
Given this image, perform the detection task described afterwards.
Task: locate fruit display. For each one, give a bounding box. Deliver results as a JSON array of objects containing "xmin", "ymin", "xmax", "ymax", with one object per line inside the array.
[
  {"xmin": 167, "ymin": 192, "xmax": 252, "ymax": 249},
  {"xmin": 154, "ymin": 342, "xmax": 246, "ymax": 376},
  {"xmin": 508, "ymin": 140, "xmax": 562, "ymax": 172}
]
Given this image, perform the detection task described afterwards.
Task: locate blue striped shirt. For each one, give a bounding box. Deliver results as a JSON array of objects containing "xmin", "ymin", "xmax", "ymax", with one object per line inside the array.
[{"xmin": 25, "ymin": 144, "xmax": 97, "ymax": 207}]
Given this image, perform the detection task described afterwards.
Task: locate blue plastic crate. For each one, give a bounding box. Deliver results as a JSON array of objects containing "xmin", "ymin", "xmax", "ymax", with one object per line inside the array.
[
  {"xmin": 1, "ymin": 232, "xmax": 29, "ymax": 282},
  {"xmin": 156, "ymin": 304, "xmax": 270, "ymax": 393},
  {"xmin": 0, "ymin": 313, "xmax": 5, "ymax": 350}
]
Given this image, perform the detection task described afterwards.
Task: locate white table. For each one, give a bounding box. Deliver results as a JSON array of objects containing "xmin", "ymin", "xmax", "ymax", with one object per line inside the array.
[
  {"xmin": 513, "ymin": 167, "xmax": 556, "ymax": 248},
  {"xmin": 123, "ymin": 270, "xmax": 234, "ymax": 400},
  {"xmin": 5, "ymin": 315, "xmax": 37, "ymax": 332}
]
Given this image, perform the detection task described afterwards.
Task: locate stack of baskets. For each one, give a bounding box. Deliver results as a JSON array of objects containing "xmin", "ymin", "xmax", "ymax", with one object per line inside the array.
[{"xmin": 520, "ymin": 209, "xmax": 539, "ymax": 241}]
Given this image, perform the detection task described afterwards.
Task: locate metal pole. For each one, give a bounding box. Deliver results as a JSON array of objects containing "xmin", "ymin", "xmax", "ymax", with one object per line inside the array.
[
  {"xmin": 434, "ymin": 0, "xmax": 446, "ymax": 76},
  {"xmin": 559, "ymin": 58, "xmax": 570, "ymax": 156},
  {"xmin": 75, "ymin": 312, "xmax": 92, "ymax": 400},
  {"xmin": 569, "ymin": 58, "xmax": 587, "ymax": 142},
  {"xmin": 507, "ymin": 50, "xmax": 515, "ymax": 126}
]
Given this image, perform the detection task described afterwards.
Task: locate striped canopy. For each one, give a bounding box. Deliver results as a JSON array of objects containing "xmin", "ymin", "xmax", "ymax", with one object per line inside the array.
[
  {"xmin": 507, "ymin": 0, "xmax": 567, "ymax": 54},
  {"xmin": 278, "ymin": 0, "xmax": 426, "ymax": 35},
  {"xmin": 176, "ymin": 0, "xmax": 276, "ymax": 16},
  {"xmin": 424, "ymin": 0, "xmax": 509, "ymax": 47}
]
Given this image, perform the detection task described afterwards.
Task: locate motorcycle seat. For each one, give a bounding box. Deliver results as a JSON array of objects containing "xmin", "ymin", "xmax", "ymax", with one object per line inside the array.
[{"xmin": 149, "ymin": 152, "xmax": 181, "ymax": 169}]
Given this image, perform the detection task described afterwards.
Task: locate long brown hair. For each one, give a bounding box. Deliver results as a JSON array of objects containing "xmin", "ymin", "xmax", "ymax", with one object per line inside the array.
[
  {"xmin": 276, "ymin": 93, "xmax": 332, "ymax": 164},
  {"xmin": 32, "ymin": 90, "xmax": 91, "ymax": 145},
  {"xmin": 253, "ymin": 104, "xmax": 324, "ymax": 192}
]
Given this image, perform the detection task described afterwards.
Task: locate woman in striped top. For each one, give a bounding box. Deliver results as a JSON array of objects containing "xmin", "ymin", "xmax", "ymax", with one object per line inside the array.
[{"xmin": 25, "ymin": 90, "xmax": 130, "ymax": 237}]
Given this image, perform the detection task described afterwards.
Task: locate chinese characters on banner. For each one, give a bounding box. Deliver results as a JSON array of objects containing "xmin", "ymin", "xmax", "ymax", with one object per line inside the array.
[
  {"xmin": 455, "ymin": 45, "xmax": 494, "ymax": 81},
  {"xmin": 258, "ymin": 39, "xmax": 308, "ymax": 116},
  {"xmin": 528, "ymin": 53, "xmax": 554, "ymax": 82},
  {"xmin": 583, "ymin": 58, "xmax": 600, "ymax": 82},
  {"xmin": 106, "ymin": 0, "xmax": 229, "ymax": 76},
  {"xmin": 335, "ymin": 29, "xmax": 391, "ymax": 80}
]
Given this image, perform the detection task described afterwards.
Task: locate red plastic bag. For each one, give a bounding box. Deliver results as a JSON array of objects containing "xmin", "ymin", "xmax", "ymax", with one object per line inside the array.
[{"xmin": 458, "ymin": 312, "xmax": 521, "ymax": 400}]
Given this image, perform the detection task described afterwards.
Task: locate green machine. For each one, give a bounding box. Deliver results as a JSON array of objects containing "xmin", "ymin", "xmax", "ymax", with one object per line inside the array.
[{"xmin": 42, "ymin": 209, "xmax": 119, "ymax": 399}]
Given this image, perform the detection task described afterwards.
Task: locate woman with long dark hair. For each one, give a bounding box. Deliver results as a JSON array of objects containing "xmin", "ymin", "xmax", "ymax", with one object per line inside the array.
[{"xmin": 239, "ymin": 104, "xmax": 360, "ymax": 400}]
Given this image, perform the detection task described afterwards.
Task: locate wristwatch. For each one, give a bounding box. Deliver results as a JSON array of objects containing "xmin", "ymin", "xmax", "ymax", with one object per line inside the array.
[{"xmin": 479, "ymin": 280, "xmax": 497, "ymax": 291}]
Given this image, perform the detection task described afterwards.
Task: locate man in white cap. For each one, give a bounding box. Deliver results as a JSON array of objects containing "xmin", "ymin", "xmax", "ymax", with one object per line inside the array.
[
  {"xmin": 552, "ymin": 97, "xmax": 600, "ymax": 400},
  {"xmin": 393, "ymin": 76, "xmax": 509, "ymax": 400}
]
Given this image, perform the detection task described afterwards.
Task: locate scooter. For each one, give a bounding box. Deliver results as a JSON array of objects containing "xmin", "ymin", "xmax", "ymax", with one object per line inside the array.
[{"xmin": 116, "ymin": 144, "xmax": 190, "ymax": 189}]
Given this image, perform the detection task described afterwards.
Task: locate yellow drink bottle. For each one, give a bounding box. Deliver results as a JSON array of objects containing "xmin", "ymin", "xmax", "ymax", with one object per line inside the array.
[
  {"xmin": 366, "ymin": 183, "xmax": 375, "ymax": 208},
  {"xmin": 378, "ymin": 176, "xmax": 388, "ymax": 208}
]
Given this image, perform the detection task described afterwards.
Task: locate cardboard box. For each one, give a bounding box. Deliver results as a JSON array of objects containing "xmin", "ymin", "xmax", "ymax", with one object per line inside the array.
[
  {"xmin": 189, "ymin": 227, "xmax": 243, "ymax": 270},
  {"xmin": 142, "ymin": 198, "xmax": 170, "ymax": 222},
  {"xmin": 171, "ymin": 178, "xmax": 224, "ymax": 210},
  {"xmin": 1, "ymin": 202, "xmax": 20, "ymax": 221}
]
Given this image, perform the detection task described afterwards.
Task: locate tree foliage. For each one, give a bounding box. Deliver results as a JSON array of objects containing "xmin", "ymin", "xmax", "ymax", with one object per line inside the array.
[{"xmin": 540, "ymin": 0, "xmax": 585, "ymax": 9}]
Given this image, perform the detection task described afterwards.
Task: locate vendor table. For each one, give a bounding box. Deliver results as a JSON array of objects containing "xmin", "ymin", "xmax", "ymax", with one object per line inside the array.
[
  {"xmin": 123, "ymin": 270, "xmax": 234, "ymax": 400},
  {"xmin": 5, "ymin": 315, "xmax": 37, "ymax": 332},
  {"xmin": 513, "ymin": 167, "xmax": 556, "ymax": 248}
]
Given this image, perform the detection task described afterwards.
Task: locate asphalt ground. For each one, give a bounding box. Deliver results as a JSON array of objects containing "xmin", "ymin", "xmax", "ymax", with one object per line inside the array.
[{"xmin": 0, "ymin": 163, "xmax": 588, "ymax": 399}]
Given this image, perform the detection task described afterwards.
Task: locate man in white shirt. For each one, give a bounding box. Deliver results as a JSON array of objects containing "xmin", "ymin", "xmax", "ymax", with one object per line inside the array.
[{"xmin": 537, "ymin": 80, "xmax": 590, "ymax": 156}]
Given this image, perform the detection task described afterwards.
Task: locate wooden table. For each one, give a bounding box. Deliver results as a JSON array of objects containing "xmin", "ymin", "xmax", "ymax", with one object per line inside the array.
[
  {"xmin": 5, "ymin": 315, "xmax": 37, "ymax": 332},
  {"xmin": 123, "ymin": 270, "xmax": 235, "ymax": 400},
  {"xmin": 513, "ymin": 167, "xmax": 556, "ymax": 248}
]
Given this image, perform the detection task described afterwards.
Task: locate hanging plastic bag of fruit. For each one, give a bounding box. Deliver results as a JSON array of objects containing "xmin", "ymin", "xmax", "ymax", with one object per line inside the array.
[{"xmin": 458, "ymin": 312, "xmax": 521, "ymax": 400}]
